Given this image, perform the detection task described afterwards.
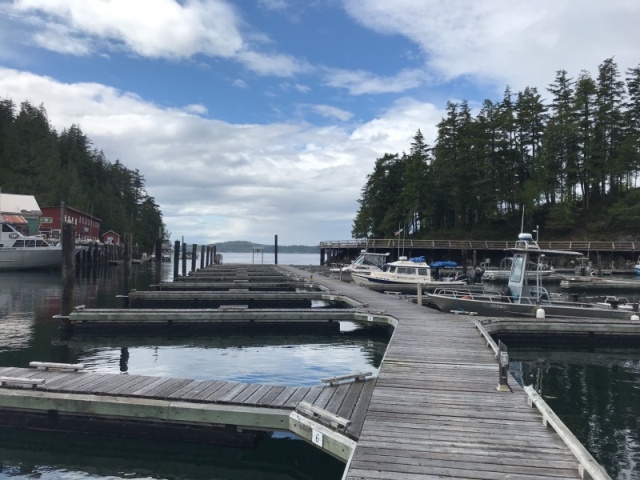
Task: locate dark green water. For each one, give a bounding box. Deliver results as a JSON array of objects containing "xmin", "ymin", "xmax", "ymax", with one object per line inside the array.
[
  {"xmin": 0, "ymin": 262, "xmax": 389, "ymax": 479},
  {"xmin": 1, "ymin": 262, "xmax": 639, "ymax": 478},
  {"xmin": 510, "ymin": 347, "xmax": 640, "ymax": 479}
]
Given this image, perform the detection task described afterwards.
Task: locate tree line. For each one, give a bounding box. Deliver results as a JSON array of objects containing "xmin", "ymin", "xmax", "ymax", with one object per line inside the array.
[
  {"xmin": 0, "ymin": 99, "xmax": 164, "ymax": 252},
  {"xmin": 353, "ymin": 58, "xmax": 640, "ymax": 241}
]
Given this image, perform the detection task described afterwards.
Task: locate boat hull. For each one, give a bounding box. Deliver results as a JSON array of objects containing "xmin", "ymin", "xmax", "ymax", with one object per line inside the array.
[
  {"xmin": 351, "ymin": 272, "xmax": 466, "ymax": 290},
  {"xmin": 0, "ymin": 246, "xmax": 76, "ymax": 271},
  {"xmin": 428, "ymin": 293, "xmax": 639, "ymax": 320}
]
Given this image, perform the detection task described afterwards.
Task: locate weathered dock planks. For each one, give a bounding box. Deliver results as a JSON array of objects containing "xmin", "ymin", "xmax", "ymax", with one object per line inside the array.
[{"xmin": 276, "ymin": 265, "xmax": 605, "ymax": 479}]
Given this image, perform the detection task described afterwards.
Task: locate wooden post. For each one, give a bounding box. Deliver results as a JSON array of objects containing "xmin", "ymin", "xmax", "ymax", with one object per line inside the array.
[
  {"xmin": 497, "ymin": 340, "xmax": 510, "ymax": 392},
  {"xmin": 275, "ymin": 235, "xmax": 278, "ymax": 265},
  {"xmin": 213, "ymin": 245, "xmax": 217, "ymax": 265},
  {"xmin": 181, "ymin": 241, "xmax": 187, "ymax": 277},
  {"xmin": 200, "ymin": 245, "xmax": 205, "ymax": 270},
  {"xmin": 154, "ymin": 237, "xmax": 162, "ymax": 265},
  {"xmin": 123, "ymin": 233, "xmax": 131, "ymax": 307},
  {"xmin": 416, "ymin": 283, "xmax": 422, "ymax": 306},
  {"xmin": 61, "ymin": 222, "xmax": 76, "ymax": 316},
  {"xmin": 191, "ymin": 244, "xmax": 197, "ymax": 272},
  {"xmin": 173, "ymin": 240, "xmax": 180, "ymax": 278}
]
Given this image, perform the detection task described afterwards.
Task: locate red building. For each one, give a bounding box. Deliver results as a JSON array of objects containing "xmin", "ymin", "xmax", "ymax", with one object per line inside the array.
[
  {"xmin": 101, "ymin": 230, "xmax": 120, "ymax": 245},
  {"xmin": 39, "ymin": 205, "xmax": 101, "ymax": 243}
]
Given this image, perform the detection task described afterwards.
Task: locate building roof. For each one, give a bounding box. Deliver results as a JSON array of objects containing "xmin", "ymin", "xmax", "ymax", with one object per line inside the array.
[
  {"xmin": 0, "ymin": 193, "xmax": 41, "ymax": 215},
  {"xmin": 102, "ymin": 230, "xmax": 120, "ymax": 237}
]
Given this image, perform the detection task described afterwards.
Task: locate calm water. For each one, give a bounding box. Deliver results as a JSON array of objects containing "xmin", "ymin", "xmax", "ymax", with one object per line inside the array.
[
  {"xmin": 1, "ymin": 258, "xmax": 639, "ymax": 479},
  {"xmin": 0, "ymin": 257, "xmax": 386, "ymax": 480}
]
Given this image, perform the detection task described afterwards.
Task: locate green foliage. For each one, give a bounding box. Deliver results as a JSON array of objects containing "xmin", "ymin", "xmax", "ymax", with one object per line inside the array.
[
  {"xmin": 0, "ymin": 98, "xmax": 164, "ymax": 251},
  {"xmin": 353, "ymin": 58, "xmax": 640, "ymax": 240}
]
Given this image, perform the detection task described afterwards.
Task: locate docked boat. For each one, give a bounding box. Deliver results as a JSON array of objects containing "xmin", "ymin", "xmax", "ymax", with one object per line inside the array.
[
  {"xmin": 0, "ymin": 221, "xmax": 75, "ymax": 271},
  {"xmin": 332, "ymin": 251, "xmax": 390, "ymax": 277},
  {"xmin": 635, "ymin": 263, "xmax": 640, "ymax": 275},
  {"xmin": 482, "ymin": 257, "xmax": 553, "ymax": 281},
  {"xmin": 428, "ymin": 233, "xmax": 640, "ymax": 320},
  {"xmin": 350, "ymin": 256, "xmax": 468, "ymax": 289}
]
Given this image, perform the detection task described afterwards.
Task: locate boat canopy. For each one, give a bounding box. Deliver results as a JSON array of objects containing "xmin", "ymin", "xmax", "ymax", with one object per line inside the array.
[{"xmin": 430, "ymin": 261, "xmax": 457, "ymax": 268}]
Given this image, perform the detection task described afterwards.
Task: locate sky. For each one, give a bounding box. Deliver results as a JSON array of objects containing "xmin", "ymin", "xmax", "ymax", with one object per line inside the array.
[{"xmin": 1, "ymin": 1, "xmax": 639, "ymax": 247}]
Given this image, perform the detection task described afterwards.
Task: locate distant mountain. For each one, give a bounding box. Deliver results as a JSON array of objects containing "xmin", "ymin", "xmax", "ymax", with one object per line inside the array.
[{"xmin": 214, "ymin": 240, "xmax": 319, "ymax": 254}]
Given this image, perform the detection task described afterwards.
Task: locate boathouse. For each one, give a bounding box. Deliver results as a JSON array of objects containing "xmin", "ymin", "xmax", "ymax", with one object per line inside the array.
[
  {"xmin": 40, "ymin": 205, "xmax": 101, "ymax": 243},
  {"xmin": 101, "ymin": 230, "xmax": 120, "ymax": 245}
]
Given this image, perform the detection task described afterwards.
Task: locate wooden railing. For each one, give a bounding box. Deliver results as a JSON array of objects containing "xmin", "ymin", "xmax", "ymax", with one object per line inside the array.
[{"xmin": 319, "ymin": 239, "xmax": 639, "ymax": 252}]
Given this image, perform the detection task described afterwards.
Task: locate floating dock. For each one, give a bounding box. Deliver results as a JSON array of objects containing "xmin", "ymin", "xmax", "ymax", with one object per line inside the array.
[{"xmin": 0, "ymin": 263, "xmax": 616, "ymax": 479}]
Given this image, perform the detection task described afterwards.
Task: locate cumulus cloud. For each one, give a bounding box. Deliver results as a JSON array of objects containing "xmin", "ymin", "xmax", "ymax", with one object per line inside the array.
[
  {"xmin": 324, "ymin": 67, "xmax": 425, "ymax": 95},
  {"xmin": 0, "ymin": 68, "xmax": 439, "ymax": 244},
  {"xmin": 311, "ymin": 105, "xmax": 353, "ymax": 122},
  {"xmin": 343, "ymin": 0, "xmax": 640, "ymax": 94}
]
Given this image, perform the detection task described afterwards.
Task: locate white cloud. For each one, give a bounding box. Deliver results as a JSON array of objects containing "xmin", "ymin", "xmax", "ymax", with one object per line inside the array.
[
  {"xmin": 343, "ymin": 0, "xmax": 640, "ymax": 95},
  {"xmin": 12, "ymin": 0, "xmax": 245, "ymax": 59},
  {"xmin": 232, "ymin": 79, "xmax": 249, "ymax": 89},
  {"xmin": 311, "ymin": 105, "xmax": 353, "ymax": 122},
  {"xmin": 324, "ymin": 67, "xmax": 425, "ymax": 95},
  {"xmin": 0, "ymin": 68, "xmax": 438, "ymax": 244}
]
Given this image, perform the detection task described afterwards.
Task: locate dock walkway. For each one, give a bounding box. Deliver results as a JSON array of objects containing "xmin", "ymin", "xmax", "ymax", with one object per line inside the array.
[{"xmin": 279, "ymin": 266, "xmax": 597, "ymax": 479}]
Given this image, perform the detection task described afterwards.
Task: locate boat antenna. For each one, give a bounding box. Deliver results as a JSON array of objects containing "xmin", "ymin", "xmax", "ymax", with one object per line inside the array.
[{"xmin": 520, "ymin": 205, "xmax": 525, "ymax": 233}]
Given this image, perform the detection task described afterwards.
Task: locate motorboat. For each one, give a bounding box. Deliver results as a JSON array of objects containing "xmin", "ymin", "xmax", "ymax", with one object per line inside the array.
[
  {"xmin": 0, "ymin": 221, "xmax": 77, "ymax": 270},
  {"xmin": 482, "ymin": 257, "xmax": 553, "ymax": 281},
  {"xmin": 351, "ymin": 256, "xmax": 468, "ymax": 289},
  {"xmin": 428, "ymin": 233, "xmax": 640, "ymax": 320},
  {"xmin": 635, "ymin": 263, "xmax": 640, "ymax": 275},
  {"xmin": 332, "ymin": 251, "xmax": 390, "ymax": 277}
]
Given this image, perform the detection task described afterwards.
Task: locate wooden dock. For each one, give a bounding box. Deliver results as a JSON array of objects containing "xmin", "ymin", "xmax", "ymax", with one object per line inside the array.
[
  {"xmin": 278, "ymin": 266, "xmax": 609, "ymax": 479},
  {"xmin": 1, "ymin": 263, "xmax": 614, "ymax": 479}
]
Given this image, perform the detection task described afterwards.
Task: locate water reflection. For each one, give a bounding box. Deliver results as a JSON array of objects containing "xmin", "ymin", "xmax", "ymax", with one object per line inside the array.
[
  {"xmin": 65, "ymin": 328, "xmax": 387, "ymax": 385},
  {"xmin": 510, "ymin": 347, "xmax": 640, "ymax": 480}
]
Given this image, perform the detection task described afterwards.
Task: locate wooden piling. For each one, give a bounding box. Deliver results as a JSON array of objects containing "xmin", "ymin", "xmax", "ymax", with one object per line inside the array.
[
  {"xmin": 200, "ymin": 245, "xmax": 205, "ymax": 270},
  {"xmin": 61, "ymin": 223, "xmax": 76, "ymax": 316},
  {"xmin": 173, "ymin": 240, "xmax": 180, "ymax": 278},
  {"xmin": 191, "ymin": 244, "xmax": 197, "ymax": 272},
  {"xmin": 181, "ymin": 241, "xmax": 187, "ymax": 277},
  {"xmin": 123, "ymin": 233, "xmax": 131, "ymax": 307},
  {"xmin": 275, "ymin": 235, "xmax": 278, "ymax": 265}
]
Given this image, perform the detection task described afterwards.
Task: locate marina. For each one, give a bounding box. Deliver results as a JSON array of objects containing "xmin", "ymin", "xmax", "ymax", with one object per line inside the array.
[
  {"xmin": 3, "ymin": 260, "xmax": 637, "ymax": 479},
  {"xmin": 0, "ymin": 256, "xmax": 639, "ymax": 478}
]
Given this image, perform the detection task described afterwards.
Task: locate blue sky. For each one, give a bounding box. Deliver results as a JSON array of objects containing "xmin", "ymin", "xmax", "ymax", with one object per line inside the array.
[{"xmin": 1, "ymin": 0, "xmax": 639, "ymax": 246}]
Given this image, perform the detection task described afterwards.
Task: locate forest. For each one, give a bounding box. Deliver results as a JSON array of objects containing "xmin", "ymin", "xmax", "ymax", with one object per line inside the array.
[
  {"xmin": 353, "ymin": 58, "xmax": 640, "ymax": 241},
  {"xmin": 0, "ymin": 99, "xmax": 164, "ymax": 252}
]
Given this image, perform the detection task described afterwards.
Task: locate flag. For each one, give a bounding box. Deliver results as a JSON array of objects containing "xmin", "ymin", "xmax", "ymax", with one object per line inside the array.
[{"xmin": 393, "ymin": 228, "xmax": 403, "ymax": 236}]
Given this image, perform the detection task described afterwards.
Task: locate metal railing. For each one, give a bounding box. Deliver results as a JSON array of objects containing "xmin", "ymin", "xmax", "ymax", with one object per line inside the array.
[{"xmin": 319, "ymin": 239, "xmax": 639, "ymax": 252}]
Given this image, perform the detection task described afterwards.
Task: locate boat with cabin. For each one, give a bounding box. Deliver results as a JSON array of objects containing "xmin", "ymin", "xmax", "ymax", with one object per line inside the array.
[
  {"xmin": 482, "ymin": 256, "xmax": 554, "ymax": 281},
  {"xmin": 0, "ymin": 221, "xmax": 76, "ymax": 271},
  {"xmin": 428, "ymin": 233, "xmax": 640, "ymax": 319},
  {"xmin": 350, "ymin": 256, "xmax": 468, "ymax": 289},
  {"xmin": 331, "ymin": 251, "xmax": 390, "ymax": 277}
]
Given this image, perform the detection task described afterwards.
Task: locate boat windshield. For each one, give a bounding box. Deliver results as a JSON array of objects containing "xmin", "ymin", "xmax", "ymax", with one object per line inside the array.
[{"xmin": 509, "ymin": 255, "xmax": 525, "ymax": 283}]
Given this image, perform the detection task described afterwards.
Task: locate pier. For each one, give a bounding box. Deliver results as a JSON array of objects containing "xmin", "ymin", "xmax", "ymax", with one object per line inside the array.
[{"xmin": 0, "ymin": 263, "xmax": 617, "ymax": 479}]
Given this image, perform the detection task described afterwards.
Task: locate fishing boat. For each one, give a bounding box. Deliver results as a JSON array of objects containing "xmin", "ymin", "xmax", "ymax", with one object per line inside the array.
[
  {"xmin": 331, "ymin": 251, "xmax": 390, "ymax": 277},
  {"xmin": 0, "ymin": 221, "xmax": 74, "ymax": 271},
  {"xmin": 351, "ymin": 256, "xmax": 468, "ymax": 289},
  {"xmin": 428, "ymin": 233, "xmax": 640, "ymax": 319},
  {"xmin": 482, "ymin": 256, "xmax": 554, "ymax": 281}
]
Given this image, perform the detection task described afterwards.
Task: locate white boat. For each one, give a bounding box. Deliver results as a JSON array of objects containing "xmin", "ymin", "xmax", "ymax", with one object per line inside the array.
[
  {"xmin": 0, "ymin": 221, "xmax": 72, "ymax": 270},
  {"xmin": 635, "ymin": 263, "xmax": 640, "ymax": 275},
  {"xmin": 332, "ymin": 251, "xmax": 390, "ymax": 276},
  {"xmin": 428, "ymin": 233, "xmax": 640, "ymax": 320},
  {"xmin": 351, "ymin": 256, "xmax": 468, "ymax": 289}
]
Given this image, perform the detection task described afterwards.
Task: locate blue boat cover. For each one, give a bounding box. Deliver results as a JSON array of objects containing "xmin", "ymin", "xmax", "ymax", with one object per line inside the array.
[
  {"xmin": 429, "ymin": 261, "xmax": 457, "ymax": 268},
  {"xmin": 409, "ymin": 256, "xmax": 426, "ymax": 263}
]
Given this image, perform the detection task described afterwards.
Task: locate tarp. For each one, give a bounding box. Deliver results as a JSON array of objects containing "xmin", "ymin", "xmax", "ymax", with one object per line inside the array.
[
  {"xmin": 1, "ymin": 214, "xmax": 28, "ymax": 225},
  {"xmin": 430, "ymin": 261, "xmax": 457, "ymax": 268}
]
